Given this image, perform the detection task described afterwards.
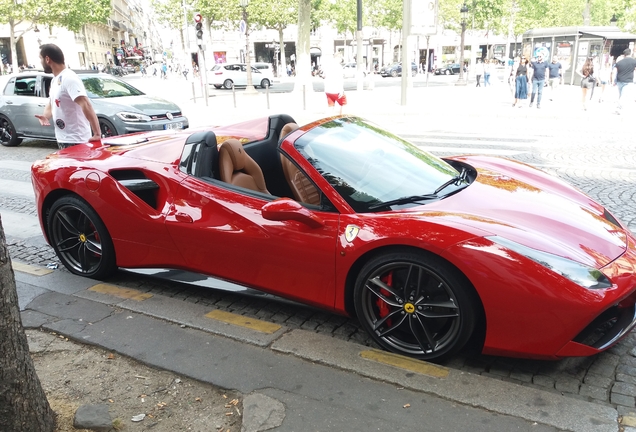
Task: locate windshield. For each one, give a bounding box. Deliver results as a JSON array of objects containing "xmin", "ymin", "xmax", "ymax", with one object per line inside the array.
[
  {"xmin": 294, "ymin": 117, "xmax": 460, "ymax": 213},
  {"xmin": 81, "ymin": 77, "xmax": 144, "ymax": 98}
]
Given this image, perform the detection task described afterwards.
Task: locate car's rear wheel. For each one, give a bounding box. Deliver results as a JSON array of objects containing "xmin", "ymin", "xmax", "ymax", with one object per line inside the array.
[
  {"xmin": 390, "ymin": 70, "xmax": 398, "ymax": 78},
  {"xmin": 0, "ymin": 115, "xmax": 22, "ymax": 147},
  {"xmin": 99, "ymin": 118, "xmax": 118, "ymax": 138},
  {"xmin": 48, "ymin": 195, "xmax": 117, "ymax": 279},
  {"xmin": 223, "ymin": 79, "xmax": 234, "ymax": 89},
  {"xmin": 260, "ymin": 79, "xmax": 271, "ymax": 88},
  {"xmin": 354, "ymin": 250, "xmax": 479, "ymax": 362}
]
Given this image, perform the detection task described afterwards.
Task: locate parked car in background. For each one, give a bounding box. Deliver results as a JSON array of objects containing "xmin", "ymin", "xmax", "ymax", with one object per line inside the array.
[
  {"xmin": 379, "ymin": 62, "xmax": 417, "ymax": 77},
  {"xmin": 209, "ymin": 63, "xmax": 273, "ymax": 89},
  {"xmin": 342, "ymin": 62, "xmax": 367, "ymax": 79},
  {"xmin": 435, "ymin": 63, "xmax": 462, "ymax": 75},
  {"xmin": 253, "ymin": 62, "xmax": 275, "ymax": 82},
  {"xmin": 0, "ymin": 71, "xmax": 188, "ymax": 146}
]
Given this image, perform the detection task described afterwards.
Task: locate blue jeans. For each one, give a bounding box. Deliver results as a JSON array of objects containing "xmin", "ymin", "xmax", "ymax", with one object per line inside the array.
[
  {"xmin": 484, "ymin": 73, "xmax": 491, "ymax": 86},
  {"xmin": 531, "ymin": 79, "xmax": 544, "ymax": 104},
  {"xmin": 617, "ymin": 82, "xmax": 632, "ymax": 99}
]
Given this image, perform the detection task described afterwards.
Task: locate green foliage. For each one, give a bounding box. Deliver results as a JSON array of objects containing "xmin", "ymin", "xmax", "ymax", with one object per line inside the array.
[
  {"xmin": 45, "ymin": 0, "xmax": 110, "ymax": 32},
  {"xmin": 152, "ymin": 0, "xmax": 190, "ymax": 30},
  {"xmin": 248, "ymin": 0, "xmax": 297, "ymax": 31},
  {"xmin": 196, "ymin": 0, "xmax": 241, "ymax": 29}
]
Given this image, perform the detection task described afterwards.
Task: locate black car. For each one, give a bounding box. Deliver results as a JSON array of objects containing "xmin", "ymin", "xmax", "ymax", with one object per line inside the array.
[
  {"xmin": 379, "ymin": 62, "xmax": 418, "ymax": 77},
  {"xmin": 435, "ymin": 63, "xmax": 462, "ymax": 75}
]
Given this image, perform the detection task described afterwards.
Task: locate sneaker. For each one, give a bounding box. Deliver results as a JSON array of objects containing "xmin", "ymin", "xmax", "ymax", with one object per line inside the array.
[
  {"xmin": 537, "ymin": 105, "xmax": 541, "ymax": 109},
  {"xmin": 529, "ymin": 103, "xmax": 533, "ymax": 108}
]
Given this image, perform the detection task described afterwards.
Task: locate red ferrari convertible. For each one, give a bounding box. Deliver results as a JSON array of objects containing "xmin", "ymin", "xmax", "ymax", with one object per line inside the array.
[{"xmin": 31, "ymin": 115, "xmax": 636, "ymax": 361}]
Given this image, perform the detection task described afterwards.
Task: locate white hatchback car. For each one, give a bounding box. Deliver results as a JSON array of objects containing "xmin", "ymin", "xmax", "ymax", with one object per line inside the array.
[
  {"xmin": 209, "ymin": 63, "xmax": 274, "ymax": 89},
  {"xmin": 342, "ymin": 62, "xmax": 367, "ymax": 79}
]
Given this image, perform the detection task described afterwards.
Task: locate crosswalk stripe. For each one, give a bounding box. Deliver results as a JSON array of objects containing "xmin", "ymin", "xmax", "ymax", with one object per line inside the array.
[
  {"xmin": 0, "ymin": 179, "xmax": 35, "ymax": 198},
  {"xmin": 0, "ymin": 160, "xmax": 34, "ymax": 172}
]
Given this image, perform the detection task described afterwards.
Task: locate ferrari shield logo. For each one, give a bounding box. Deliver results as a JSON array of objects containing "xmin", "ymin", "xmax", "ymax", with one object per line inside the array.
[{"xmin": 344, "ymin": 225, "xmax": 360, "ymax": 243}]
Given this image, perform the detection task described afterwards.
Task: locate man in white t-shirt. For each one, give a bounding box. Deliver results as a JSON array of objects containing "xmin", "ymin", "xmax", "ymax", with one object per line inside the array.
[
  {"xmin": 35, "ymin": 44, "xmax": 101, "ymax": 149},
  {"xmin": 323, "ymin": 52, "xmax": 346, "ymax": 115}
]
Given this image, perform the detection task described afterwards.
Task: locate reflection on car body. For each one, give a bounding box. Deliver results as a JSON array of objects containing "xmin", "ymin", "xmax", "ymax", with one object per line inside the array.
[{"xmin": 0, "ymin": 71, "xmax": 188, "ymax": 146}]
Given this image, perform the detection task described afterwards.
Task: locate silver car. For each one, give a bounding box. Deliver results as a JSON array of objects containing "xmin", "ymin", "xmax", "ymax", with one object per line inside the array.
[{"xmin": 0, "ymin": 71, "xmax": 188, "ymax": 147}]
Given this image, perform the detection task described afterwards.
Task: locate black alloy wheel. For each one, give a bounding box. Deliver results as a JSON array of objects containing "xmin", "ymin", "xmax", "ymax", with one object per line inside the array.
[
  {"xmin": 48, "ymin": 195, "xmax": 117, "ymax": 279},
  {"xmin": 354, "ymin": 250, "xmax": 479, "ymax": 362},
  {"xmin": 0, "ymin": 115, "xmax": 23, "ymax": 147},
  {"xmin": 99, "ymin": 118, "xmax": 117, "ymax": 138},
  {"xmin": 223, "ymin": 79, "xmax": 234, "ymax": 89}
]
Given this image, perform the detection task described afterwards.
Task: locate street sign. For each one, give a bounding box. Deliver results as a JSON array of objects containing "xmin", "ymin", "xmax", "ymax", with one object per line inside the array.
[
  {"xmin": 239, "ymin": 20, "xmax": 246, "ymax": 34},
  {"xmin": 411, "ymin": 0, "xmax": 439, "ymax": 36}
]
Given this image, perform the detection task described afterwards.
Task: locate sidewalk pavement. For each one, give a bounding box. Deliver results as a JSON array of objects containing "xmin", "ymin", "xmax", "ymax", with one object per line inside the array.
[
  {"xmin": 135, "ymin": 73, "xmax": 633, "ymax": 134},
  {"xmin": 14, "ymin": 260, "xmax": 624, "ymax": 432}
]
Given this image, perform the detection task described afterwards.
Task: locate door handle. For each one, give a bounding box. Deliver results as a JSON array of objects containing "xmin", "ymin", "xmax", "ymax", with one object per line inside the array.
[
  {"xmin": 5, "ymin": 101, "xmax": 12, "ymax": 104},
  {"xmin": 38, "ymin": 103, "xmax": 46, "ymax": 107},
  {"xmin": 175, "ymin": 212, "xmax": 193, "ymax": 223}
]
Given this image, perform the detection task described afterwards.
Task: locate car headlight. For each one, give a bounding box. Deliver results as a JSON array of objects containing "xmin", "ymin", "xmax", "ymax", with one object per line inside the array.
[
  {"xmin": 116, "ymin": 112, "xmax": 151, "ymax": 122},
  {"xmin": 487, "ymin": 236, "xmax": 613, "ymax": 289}
]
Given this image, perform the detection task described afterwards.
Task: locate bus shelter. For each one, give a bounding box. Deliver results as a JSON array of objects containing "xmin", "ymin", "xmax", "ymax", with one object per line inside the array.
[{"xmin": 522, "ymin": 26, "xmax": 636, "ymax": 85}]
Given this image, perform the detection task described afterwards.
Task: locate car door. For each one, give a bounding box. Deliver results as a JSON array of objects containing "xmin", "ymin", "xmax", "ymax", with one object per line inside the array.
[
  {"xmin": 165, "ymin": 177, "xmax": 340, "ymax": 306},
  {"xmin": 2, "ymin": 75, "xmax": 49, "ymax": 136}
]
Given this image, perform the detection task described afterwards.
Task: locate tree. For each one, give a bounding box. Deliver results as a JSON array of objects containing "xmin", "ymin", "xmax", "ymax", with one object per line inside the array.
[
  {"xmin": 152, "ymin": 0, "xmax": 194, "ymax": 52},
  {"xmin": 0, "ymin": 0, "xmax": 109, "ymax": 70},
  {"xmin": 248, "ymin": 0, "xmax": 296, "ymax": 77},
  {"xmin": 295, "ymin": 0, "xmax": 312, "ymax": 89},
  {"xmin": 0, "ymin": 216, "xmax": 56, "ymax": 432}
]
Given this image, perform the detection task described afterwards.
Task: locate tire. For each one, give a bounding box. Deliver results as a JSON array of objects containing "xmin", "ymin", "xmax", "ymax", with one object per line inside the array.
[
  {"xmin": 99, "ymin": 118, "xmax": 118, "ymax": 138},
  {"xmin": 390, "ymin": 70, "xmax": 398, "ymax": 78},
  {"xmin": 47, "ymin": 195, "xmax": 117, "ymax": 279},
  {"xmin": 445, "ymin": 70, "xmax": 451, "ymax": 75},
  {"xmin": 223, "ymin": 79, "xmax": 234, "ymax": 90},
  {"xmin": 354, "ymin": 250, "xmax": 479, "ymax": 362},
  {"xmin": 260, "ymin": 79, "xmax": 271, "ymax": 88},
  {"xmin": 0, "ymin": 115, "xmax": 23, "ymax": 147}
]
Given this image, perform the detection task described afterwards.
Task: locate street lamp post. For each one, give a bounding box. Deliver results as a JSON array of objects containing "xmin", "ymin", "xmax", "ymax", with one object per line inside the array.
[
  {"xmin": 239, "ymin": 0, "xmax": 257, "ymax": 94},
  {"xmin": 610, "ymin": 14, "xmax": 618, "ymax": 26},
  {"xmin": 456, "ymin": 3, "xmax": 469, "ymax": 86}
]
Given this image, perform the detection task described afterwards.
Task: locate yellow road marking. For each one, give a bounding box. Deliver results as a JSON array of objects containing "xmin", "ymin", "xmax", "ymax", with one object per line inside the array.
[
  {"xmin": 205, "ymin": 310, "xmax": 281, "ymax": 334},
  {"xmin": 12, "ymin": 261, "xmax": 53, "ymax": 276},
  {"xmin": 360, "ymin": 349, "xmax": 449, "ymax": 378},
  {"xmin": 622, "ymin": 416, "xmax": 636, "ymax": 427},
  {"xmin": 89, "ymin": 284, "xmax": 153, "ymax": 301}
]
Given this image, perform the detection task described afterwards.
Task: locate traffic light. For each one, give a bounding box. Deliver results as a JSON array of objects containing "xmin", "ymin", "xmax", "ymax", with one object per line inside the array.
[{"xmin": 194, "ymin": 13, "xmax": 203, "ymax": 45}]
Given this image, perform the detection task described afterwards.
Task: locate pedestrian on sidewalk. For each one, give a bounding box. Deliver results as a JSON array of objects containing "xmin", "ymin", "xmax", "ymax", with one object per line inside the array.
[
  {"xmin": 612, "ymin": 49, "xmax": 636, "ymax": 114},
  {"xmin": 323, "ymin": 52, "xmax": 347, "ymax": 115},
  {"xmin": 475, "ymin": 59, "xmax": 484, "ymax": 87},
  {"xmin": 578, "ymin": 57, "xmax": 595, "ymax": 110},
  {"xmin": 547, "ymin": 56, "xmax": 562, "ymax": 100},
  {"xmin": 512, "ymin": 57, "xmax": 529, "ymax": 107},
  {"xmin": 529, "ymin": 53, "xmax": 549, "ymax": 108},
  {"xmin": 483, "ymin": 59, "xmax": 491, "ymax": 86},
  {"xmin": 35, "ymin": 44, "xmax": 101, "ymax": 149},
  {"xmin": 597, "ymin": 59, "xmax": 612, "ymax": 103}
]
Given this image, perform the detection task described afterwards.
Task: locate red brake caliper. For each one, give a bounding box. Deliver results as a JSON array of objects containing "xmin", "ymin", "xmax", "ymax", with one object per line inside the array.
[{"xmin": 376, "ymin": 271, "xmax": 394, "ymax": 326}]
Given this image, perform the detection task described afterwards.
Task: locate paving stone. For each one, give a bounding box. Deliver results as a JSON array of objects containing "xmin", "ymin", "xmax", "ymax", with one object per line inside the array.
[
  {"xmin": 613, "ymin": 382, "xmax": 636, "ymax": 397},
  {"xmin": 617, "ymin": 405, "xmax": 636, "ymax": 417},
  {"xmin": 617, "ymin": 364, "xmax": 636, "ymax": 376},
  {"xmin": 630, "ymin": 346, "xmax": 636, "ymax": 357},
  {"xmin": 509, "ymin": 369, "xmax": 533, "ymax": 383},
  {"xmin": 612, "ymin": 392, "xmax": 636, "ymax": 407},
  {"xmin": 618, "ymin": 374, "xmax": 636, "ymax": 385},
  {"xmin": 487, "ymin": 363, "xmax": 511, "ymax": 377},
  {"xmin": 532, "ymin": 374, "xmax": 555, "ymax": 389},
  {"xmin": 555, "ymin": 376, "xmax": 581, "ymax": 394},
  {"xmin": 579, "ymin": 384, "xmax": 609, "ymax": 401},
  {"xmin": 583, "ymin": 373, "xmax": 613, "ymax": 389},
  {"xmin": 73, "ymin": 404, "xmax": 112, "ymax": 432}
]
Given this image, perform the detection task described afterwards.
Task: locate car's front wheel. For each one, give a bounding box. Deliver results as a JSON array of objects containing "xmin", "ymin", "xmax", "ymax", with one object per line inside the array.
[
  {"xmin": 223, "ymin": 79, "xmax": 234, "ymax": 89},
  {"xmin": 390, "ymin": 70, "xmax": 398, "ymax": 78},
  {"xmin": 48, "ymin": 195, "xmax": 117, "ymax": 279},
  {"xmin": 0, "ymin": 115, "xmax": 23, "ymax": 147},
  {"xmin": 99, "ymin": 118, "xmax": 118, "ymax": 138},
  {"xmin": 260, "ymin": 79, "xmax": 271, "ymax": 88},
  {"xmin": 354, "ymin": 250, "xmax": 479, "ymax": 362},
  {"xmin": 445, "ymin": 70, "xmax": 451, "ymax": 75}
]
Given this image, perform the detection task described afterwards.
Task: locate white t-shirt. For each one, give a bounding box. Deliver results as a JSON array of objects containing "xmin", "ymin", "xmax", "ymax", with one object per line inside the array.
[
  {"xmin": 49, "ymin": 68, "xmax": 91, "ymax": 144},
  {"xmin": 323, "ymin": 60, "xmax": 344, "ymax": 95}
]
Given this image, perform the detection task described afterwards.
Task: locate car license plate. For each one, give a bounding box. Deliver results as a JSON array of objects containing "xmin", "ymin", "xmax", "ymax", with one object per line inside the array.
[{"xmin": 164, "ymin": 122, "xmax": 183, "ymax": 130}]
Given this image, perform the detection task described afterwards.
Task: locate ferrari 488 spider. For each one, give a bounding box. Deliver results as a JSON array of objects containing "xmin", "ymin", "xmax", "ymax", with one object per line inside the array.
[{"xmin": 31, "ymin": 115, "xmax": 636, "ymax": 362}]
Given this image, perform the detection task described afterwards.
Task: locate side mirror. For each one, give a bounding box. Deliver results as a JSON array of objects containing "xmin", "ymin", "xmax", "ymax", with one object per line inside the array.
[{"xmin": 262, "ymin": 199, "xmax": 324, "ymax": 229}]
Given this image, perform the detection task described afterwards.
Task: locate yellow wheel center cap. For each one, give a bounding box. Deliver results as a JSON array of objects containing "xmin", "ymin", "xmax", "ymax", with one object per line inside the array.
[
  {"xmin": 79, "ymin": 233, "xmax": 87, "ymax": 242},
  {"xmin": 404, "ymin": 303, "xmax": 415, "ymax": 314}
]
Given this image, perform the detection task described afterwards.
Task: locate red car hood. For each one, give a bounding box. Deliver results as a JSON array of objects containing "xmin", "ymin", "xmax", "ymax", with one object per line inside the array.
[{"xmin": 424, "ymin": 156, "xmax": 627, "ymax": 269}]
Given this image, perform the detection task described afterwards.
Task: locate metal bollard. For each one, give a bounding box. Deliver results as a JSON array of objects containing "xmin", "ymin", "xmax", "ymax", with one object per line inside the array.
[
  {"xmin": 266, "ymin": 83, "xmax": 270, "ymax": 109},
  {"xmin": 192, "ymin": 82, "xmax": 196, "ymax": 103},
  {"xmin": 232, "ymin": 83, "xmax": 236, "ymax": 108},
  {"xmin": 303, "ymin": 85, "xmax": 306, "ymax": 111}
]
